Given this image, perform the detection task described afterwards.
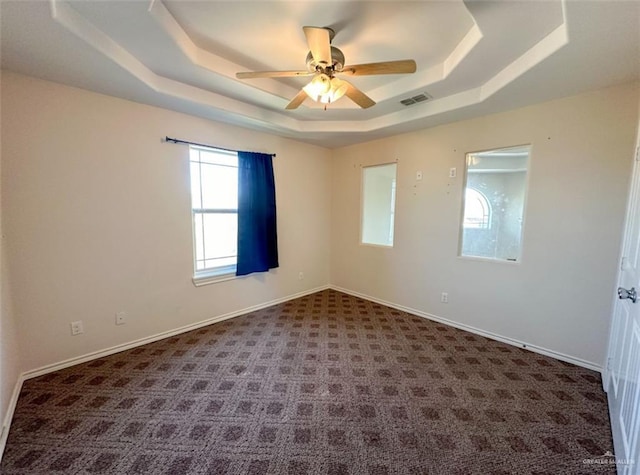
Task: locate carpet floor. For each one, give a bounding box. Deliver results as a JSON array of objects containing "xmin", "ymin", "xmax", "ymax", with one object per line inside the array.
[{"xmin": 1, "ymin": 290, "xmax": 614, "ymax": 474}]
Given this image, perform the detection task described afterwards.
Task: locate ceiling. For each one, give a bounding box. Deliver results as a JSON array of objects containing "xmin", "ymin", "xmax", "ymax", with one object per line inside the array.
[{"xmin": 1, "ymin": 0, "xmax": 638, "ymax": 148}]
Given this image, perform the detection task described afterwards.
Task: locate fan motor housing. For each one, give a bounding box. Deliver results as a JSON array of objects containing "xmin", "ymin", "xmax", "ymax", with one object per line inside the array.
[{"xmin": 306, "ymin": 46, "xmax": 345, "ymax": 73}]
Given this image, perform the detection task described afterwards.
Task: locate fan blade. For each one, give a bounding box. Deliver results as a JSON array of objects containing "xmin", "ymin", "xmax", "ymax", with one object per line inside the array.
[
  {"xmin": 236, "ymin": 70, "xmax": 313, "ymax": 79},
  {"xmin": 285, "ymin": 89, "xmax": 308, "ymax": 110},
  {"xmin": 339, "ymin": 60, "xmax": 417, "ymax": 76},
  {"xmin": 303, "ymin": 26, "xmax": 332, "ymax": 66},
  {"xmin": 343, "ymin": 81, "xmax": 375, "ymax": 109}
]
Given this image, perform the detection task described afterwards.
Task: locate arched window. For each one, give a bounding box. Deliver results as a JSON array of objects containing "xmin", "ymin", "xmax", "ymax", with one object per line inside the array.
[{"xmin": 463, "ymin": 188, "xmax": 490, "ymax": 229}]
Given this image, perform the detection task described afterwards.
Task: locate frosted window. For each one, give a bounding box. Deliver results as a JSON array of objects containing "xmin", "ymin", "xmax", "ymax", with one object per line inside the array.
[
  {"xmin": 361, "ymin": 163, "xmax": 397, "ymax": 247},
  {"xmin": 460, "ymin": 145, "xmax": 530, "ymax": 262}
]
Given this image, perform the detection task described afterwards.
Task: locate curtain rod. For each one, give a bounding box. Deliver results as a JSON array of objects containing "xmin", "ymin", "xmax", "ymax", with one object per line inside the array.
[{"xmin": 164, "ymin": 136, "xmax": 276, "ymax": 157}]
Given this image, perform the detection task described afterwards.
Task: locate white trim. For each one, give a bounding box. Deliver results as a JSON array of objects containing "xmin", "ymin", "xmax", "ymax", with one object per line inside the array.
[
  {"xmin": 20, "ymin": 285, "xmax": 329, "ymax": 381},
  {"xmin": 330, "ymin": 284, "xmax": 602, "ymax": 372},
  {"xmin": 1, "ymin": 280, "xmax": 600, "ymax": 462},
  {"xmin": 49, "ymin": 0, "xmax": 570, "ymax": 139},
  {"xmin": 0, "ymin": 284, "xmax": 326, "ymax": 461},
  {"xmin": 456, "ymin": 255, "xmax": 520, "ymax": 265},
  {"xmin": 192, "ymin": 268, "xmax": 239, "ymax": 287},
  {"xmin": 468, "ymin": 168, "xmax": 528, "ymax": 174},
  {"xmin": 0, "ymin": 375, "xmax": 25, "ymax": 463}
]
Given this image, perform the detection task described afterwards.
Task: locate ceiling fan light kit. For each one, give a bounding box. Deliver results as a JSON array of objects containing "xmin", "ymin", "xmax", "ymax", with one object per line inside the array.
[
  {"xmin": 302, "ymin": 75, "xmax": 347, "ymax": 106},
  {"xmin": 235, "ymin": 26, "xmax": 416, "ymax": 110},
  {"xmin": 323, "ymin": 78, "xmax": 348, "ymax": 104},
  {"xmin": 303, "ymin": 74, "xmax": 330, "ymax": 98}
]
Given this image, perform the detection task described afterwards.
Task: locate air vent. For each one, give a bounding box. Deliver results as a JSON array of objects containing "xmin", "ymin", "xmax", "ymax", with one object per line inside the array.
[{"xmin": 400, "ymin": 93, "xmax": 432, "ymax": 106}]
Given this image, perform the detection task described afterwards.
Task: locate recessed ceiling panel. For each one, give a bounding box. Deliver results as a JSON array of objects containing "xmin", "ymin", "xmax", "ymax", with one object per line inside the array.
[
  {"xmin": 0, "ymin": 0, "xmax": 637, "ymax": 148},
  {"xmin": 164, "ymin": 1, "xmax": 475, "ymax": 91}
]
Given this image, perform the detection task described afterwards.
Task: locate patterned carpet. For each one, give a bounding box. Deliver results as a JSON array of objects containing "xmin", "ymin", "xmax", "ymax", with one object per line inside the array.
[{"xmin": 1, "ymin": 290, "xmax": 614, "ymax": 474}]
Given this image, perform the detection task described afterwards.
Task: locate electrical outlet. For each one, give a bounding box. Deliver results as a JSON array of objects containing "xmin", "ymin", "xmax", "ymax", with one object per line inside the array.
[
  {"xmin": 115, "ymin": 311, "xmax": 127, "ymax": 325},
  {"xmin": 298, "ymin": 272, "xmax": 304, "ymax": 281},
  {"xmin": 70, "ymin": 321, "xmax": 84, "ymax": 335},
  {"xmin": 441, "ymin": 292, "xmax": 449, "ymax": 304}
]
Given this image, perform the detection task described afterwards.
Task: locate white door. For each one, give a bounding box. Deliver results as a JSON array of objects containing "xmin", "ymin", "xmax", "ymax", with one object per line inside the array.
[{"xmin": 605, "ymin": 135, "xmax": 640, "ymax": 474}]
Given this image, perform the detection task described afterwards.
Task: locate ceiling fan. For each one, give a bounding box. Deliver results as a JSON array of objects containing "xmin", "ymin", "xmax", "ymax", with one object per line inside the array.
[{"xmin": 236, "ymin": 26, "xmax": 417, "ymax": 110}]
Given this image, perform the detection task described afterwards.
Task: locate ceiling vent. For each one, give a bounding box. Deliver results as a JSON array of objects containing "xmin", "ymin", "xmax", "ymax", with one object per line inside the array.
[{"xmin": 400, "ymin": 93, "xmax": 432, "ymax": 106}]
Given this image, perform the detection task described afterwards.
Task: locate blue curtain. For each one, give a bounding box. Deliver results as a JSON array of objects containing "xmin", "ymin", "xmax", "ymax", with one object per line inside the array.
[{"xmin": 236, "ymin": 152, "xmax": 279, "ymax": 276}]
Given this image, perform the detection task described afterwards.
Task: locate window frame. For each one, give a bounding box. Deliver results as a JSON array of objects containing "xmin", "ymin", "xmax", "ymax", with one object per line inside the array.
[
  {"xmin": 360, "ymin": 161, "xmax": 398, "ymax": 248},
  {"xmin": 458, "ymin": 144, "xmax": 531, "ymax": 264},
  {"xmin": 189, "ymin": 145, "xmax": 239, "ymax": 285}
]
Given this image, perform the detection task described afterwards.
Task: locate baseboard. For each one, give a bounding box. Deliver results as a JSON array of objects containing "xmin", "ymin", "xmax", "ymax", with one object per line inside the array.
[
  {"xmin": 0, "ymin": 284, "xmax": 329, "ymax": 462},
  {"xmin": 22, "ymin": 284, "xmax": 330, "ymax": 381},
  {"xmin": 25, "ymin": 283, "xmax": 596, "ymax": 379},
  {"xmin": 1, "ymin": 282, "xmax": 599, "ymax": 462},
  {"xmin": 330, "ymin": 285, "xmax": 602, "ymax": 372},
  {"xmin": 0, "ymin": 375, "xmax": 25, "ymax": 464}
]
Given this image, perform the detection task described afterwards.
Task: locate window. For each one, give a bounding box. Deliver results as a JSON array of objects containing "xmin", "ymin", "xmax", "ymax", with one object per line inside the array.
[
  {"xmin": 361, "ymin": 163, "xmax": 397, "ymax": 247},
  {"xmin": 463, "ymin": 188, "xmax": 491, "ymax": 229},
  {"xmin": 459, "ymin": 145, "xmax": 530, "ymax": 262},
  {"xmin": 189, "ymin": 146, "xmax": 238, "ymax": 277}
]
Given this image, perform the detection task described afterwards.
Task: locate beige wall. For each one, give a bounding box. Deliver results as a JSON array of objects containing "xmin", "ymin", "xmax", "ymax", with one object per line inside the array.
[
  {"xmin": 1, "ymin": 70, "xmax": 637, "ymax": 426},
  {"xmin": 331, "ymin": 83, "xmax": 639, "ymax": 368},
  {"xmin": 0, "ymin": 72, "xmax": 332, "ymax": 375},
  {"xmin": 0, "ymin": 103, "xmax": 21, "ymax": 448},
  {"xmin": 1, "ymin": 241, "xmax": 20, "ymax": 450}
]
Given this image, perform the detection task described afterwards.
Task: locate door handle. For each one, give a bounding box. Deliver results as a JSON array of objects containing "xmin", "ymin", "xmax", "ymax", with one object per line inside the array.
[{"xmin": 618, "ymin": 287, "xmax": 637, "ymax": 303}]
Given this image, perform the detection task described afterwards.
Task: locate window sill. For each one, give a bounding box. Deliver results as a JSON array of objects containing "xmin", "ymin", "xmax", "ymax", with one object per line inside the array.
[
  {"xmin": 457, "ymin": 255, "xmax": 521, "ymax": 265},
  {"xmin": 360, "ymin": 242, "xmax": 394, "ymax": 249},
  {"xmin": 192, "ymin": 266, "xmax": 238, "ymax": 287}
]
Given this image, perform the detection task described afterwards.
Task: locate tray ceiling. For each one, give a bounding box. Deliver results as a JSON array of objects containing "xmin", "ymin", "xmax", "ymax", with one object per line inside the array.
[{"xmin": 1, "ymin": 0, "xmax": 638, "ymax": 147}]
